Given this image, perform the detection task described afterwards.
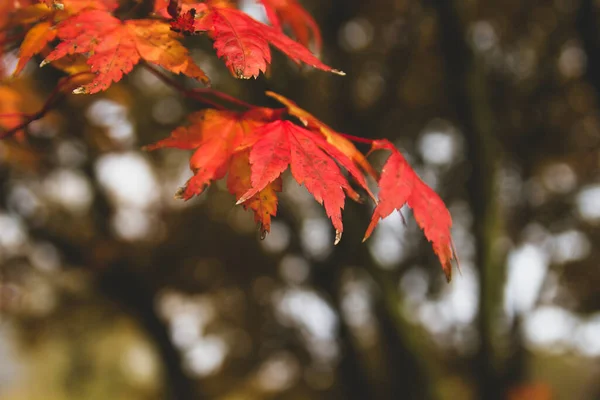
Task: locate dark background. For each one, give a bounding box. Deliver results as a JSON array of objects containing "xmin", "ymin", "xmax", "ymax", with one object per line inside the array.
[{"xmin": 1, "ymin": 0, "xmax": 600, "ymax": 399}]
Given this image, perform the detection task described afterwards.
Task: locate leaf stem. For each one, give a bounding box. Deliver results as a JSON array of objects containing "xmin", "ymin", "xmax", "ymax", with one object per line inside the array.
[
  {"xmin": 336, "ymin": 132, "xmax": 374, "ymax": 145},
  {"xmin": 141, "ymin": 64, "xmax": 254, "ymax": 110}
]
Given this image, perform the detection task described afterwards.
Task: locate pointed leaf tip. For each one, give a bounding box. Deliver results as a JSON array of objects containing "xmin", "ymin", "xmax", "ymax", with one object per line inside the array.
[
  {"xmin": 334, "ymin": 230, "xmax": 342, "ymax": 245},
  {"xmin": 260, "ymin": 229, "xmax": 268, "ymax": 240},
  {"xmin": 235, "ymin": 196, "xmax": 249, "ymax": 206},
  {"xmin": 174, "ymin": 186, "xmax": 186, "ymax": 200},
  {"xmin": 442, "ymin": 256, "xmax": 454, "ymax": 283}
]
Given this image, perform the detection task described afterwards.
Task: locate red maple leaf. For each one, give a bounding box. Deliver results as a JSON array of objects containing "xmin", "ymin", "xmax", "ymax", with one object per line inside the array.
[
  {"xmin": 43, "ymin": 9, "xmax": 209, "ymax": 94},
  {"xmin": 228, "ymin": 150, "xmax": 282, "ymax": 237},
  {"xmin": 237, "ymin": 120, "xmax": 355, "ymax": 243},
  {"xmin": 363, "ymin": 139, "xmax": 457, "ymax": 281},
  {"xmin": 193, "ymin": 5, "xmax": 343, "ymax": 79},
  {"xmin": 266, "ymin": 91, "xmax": 379, "ymax": 182},
  {"xmin": 146, "ymin": 106, "xmax": 370, "ymax": 242},
  {"xmin": 258, "ymin": 0, "xmax": 322, "ymax": 52},
  {"xmin": 170, "ymin": 8, "xmax": 197, "ymax": 35},
  {"xmin": 145, "ymin": 97, "xmax": 456, "ymax": 278},
  {"xmin": 14, "ymin": 21, "xmax": 57, "ymax": 76}
]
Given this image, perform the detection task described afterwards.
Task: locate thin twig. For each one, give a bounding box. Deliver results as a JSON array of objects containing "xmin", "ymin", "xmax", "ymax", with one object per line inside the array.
[
  {"xmin": 337, "ymin": 132, "xmax": 374, "ymax": 145},
  {"xmin": 142, "ymin": 63, "xmax": 255, "ymax": 110}
]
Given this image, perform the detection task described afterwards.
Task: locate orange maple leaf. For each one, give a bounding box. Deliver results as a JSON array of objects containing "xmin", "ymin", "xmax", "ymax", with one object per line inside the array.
[
  {"xmin": 14, "ymin": 21, "xmax": 57, "ymax": 75},
  {"xmin": 147, "ymin": 109, "xmax": 366, "ymax": 241},
  {"xmin": 1, "ymin": 0, "xmax": 39, "ymax": 76},
  {"xmin": 363, "ymin": 139, "xmax": 457, "ymax": 281},
  {"xmin": 258, "ymin": 0, "xmax": 322, "ymax": 52},
  {"xmin": 43, "ymin": 9, "xmax": 209, "ymax": 94},
  {"xmin": 146, "ymin": 109, "xmax": 250, "ymax": 199},
  {"xmin": 194, "ymin": 5, "xmax": 343, "ymax": 79},
  {"xmin": 13, "ymin": 0, "xmax": 119, "ymax": 75},
  {"xmin": 228, "ymin": 150, "xmax": 282, "ymax": 236},
  {"xmin": 145, "ymin": 107, "xmax": 281, "ymax": 235}
]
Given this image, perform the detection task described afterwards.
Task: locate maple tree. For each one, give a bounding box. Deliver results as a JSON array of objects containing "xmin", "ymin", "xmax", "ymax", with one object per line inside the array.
[{"xmin": 0, "ymin": 0, "xmax": 458, "ymax": 281}]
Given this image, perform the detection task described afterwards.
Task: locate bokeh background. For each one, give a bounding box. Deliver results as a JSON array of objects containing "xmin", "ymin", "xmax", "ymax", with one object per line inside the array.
[{"xmin": 1, "ymin": 0, "xmax": 600, "ymax": 399}]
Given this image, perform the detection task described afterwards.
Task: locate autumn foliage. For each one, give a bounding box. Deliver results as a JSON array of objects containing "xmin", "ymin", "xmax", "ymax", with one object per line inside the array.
[{"xmin": 0, "ymin": 0, "xmax": 458, "ymax": 280}]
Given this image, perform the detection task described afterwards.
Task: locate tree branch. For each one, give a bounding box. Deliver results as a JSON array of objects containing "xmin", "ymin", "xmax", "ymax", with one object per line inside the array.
[
  {"xmin": 577, "ymin": 0, "xmax": 600, "ymax": 104},
  {"xmin": 0, "ymin": 71, "xmax": 94, "ymax": 139},
  {"xmin": 142, "ymin": 63, "xmax": 255, "ymax": 110}
]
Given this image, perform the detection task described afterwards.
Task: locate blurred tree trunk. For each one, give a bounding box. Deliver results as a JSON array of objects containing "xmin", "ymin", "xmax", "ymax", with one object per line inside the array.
[
  {"xmin": 98, "ymin": 266, "xmax": 203, "ymax": 400},
  {"xmin": 320, "ymin": 206, "xmax": 438, "ymax": 400},
  {"xmin": 577, "ymin": 0, "xmax": 600, "ymax": 111},
  {"xmin": 428, "ymin": 0, "xmax": 511, "ymax": 398}
]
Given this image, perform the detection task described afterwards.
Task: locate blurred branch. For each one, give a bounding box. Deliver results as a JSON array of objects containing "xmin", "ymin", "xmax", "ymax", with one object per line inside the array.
[
  {"xmin": 142, "ymin": 64, "xmax": 255, "ymax": 110},
  {"xmin": 293, "ymin": 0, "xmax": 446, "ymax": 396},
  {"xmin": 98, "ymin": 265, "xmax": 204, "ymax": 400},
  {"xmin": 311, "ymin": 204, "xmax": 441, "ymax": 400},
  {"xmin": 427, "ymin": 0, "xmax": 508, "ymax": 398},
  {"xmin": 577, "ymin": 0, "xmax": 600, "ymax": 105},
  {"xmin": 116, "ymin": 0, "xmax": 156, "ymax": 19},
  {"xmin": 277, "ymin": 205, "xmax": 374, "ymax": 400},
  {"xmin": 366, "ymin": 266, "xmax": 442, "ymax": 400},
  {"xmin": 311, "ymin": 265, "xmax": 375, "ymax": 400},
  {"xmin": 0, "ymin": 71, "xmax": 94, "ymax": 139},
  {"xmin": 276, "ymin": 202, "xmax": 435, "ymax": 399},
  {"xmin": 23, "ymin": 218, "xmax": 204, "ymax": 400}
]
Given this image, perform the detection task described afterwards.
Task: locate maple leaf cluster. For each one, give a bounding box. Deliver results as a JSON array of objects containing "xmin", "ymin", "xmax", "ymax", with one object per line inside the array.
[
  {"xmin": 144, "ymin": 92, "xmax": 457, "ymax": 281},
  {"xmin": 0, "ymin": 0, "xmax": 458, "ymax": 281}
]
